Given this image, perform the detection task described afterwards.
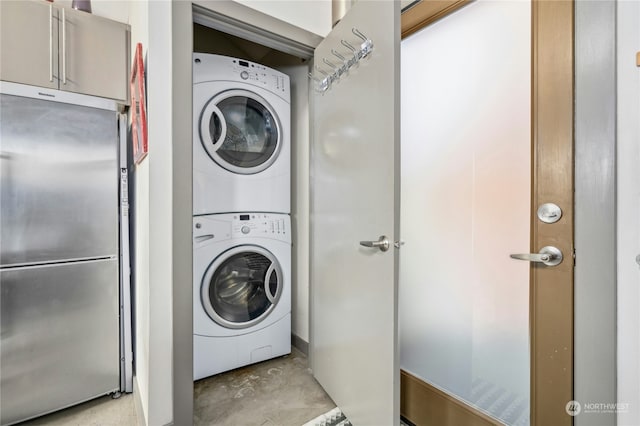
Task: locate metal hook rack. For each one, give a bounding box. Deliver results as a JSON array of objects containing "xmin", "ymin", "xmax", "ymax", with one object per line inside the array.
[{"xmin": 309, "ymin": 27, "xmax": 374, "ymax": 93}]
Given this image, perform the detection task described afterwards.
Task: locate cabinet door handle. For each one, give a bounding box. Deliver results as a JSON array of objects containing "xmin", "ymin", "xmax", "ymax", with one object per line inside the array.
[
  {"xmin": 49, "ymin": 3, "xmax": 53, "ymax": 82},
  {"xmin": 62, "ymin": 8, "xmax": 66, "ymax": 85}
]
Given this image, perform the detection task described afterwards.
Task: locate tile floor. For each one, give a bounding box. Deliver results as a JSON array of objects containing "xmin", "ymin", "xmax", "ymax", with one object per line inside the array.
[{"xmin": 17, "ymin": 348, "xmax": 335, "ymax": 426}]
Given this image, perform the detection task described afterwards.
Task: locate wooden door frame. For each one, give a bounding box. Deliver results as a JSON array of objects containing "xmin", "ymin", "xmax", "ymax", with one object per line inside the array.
[
  {"xmin": 530, "ymin": 1, "xmax": 573, "ymax": 425},
  {"xmin": 399, "ymin": 1, "xmax": 574, "ymax": 426}
]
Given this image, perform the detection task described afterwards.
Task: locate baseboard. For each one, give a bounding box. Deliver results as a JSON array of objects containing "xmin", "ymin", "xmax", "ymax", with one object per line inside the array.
[
  {"xmin": 133, "ymin": 377, "xmax": 147, "ymax": 426},
  {"xmin": 291, "ymin": 333, "xmax": 309, "ymax": 356},
  {"xmin": 400, "ymin": 370, "xmax": 499, "ymax": 426}
]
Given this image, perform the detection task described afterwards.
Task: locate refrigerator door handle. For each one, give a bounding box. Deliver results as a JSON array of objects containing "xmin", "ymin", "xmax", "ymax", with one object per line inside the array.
[
  {"xmin": 62, "ymin": 8, "xmax": 67, "ymax": 85},
  {"xmin": 49, "ymin": 3, "xmax": 53, "ymax": 82},
  {"xmin": 118, "ymin": 113, "xmax": 133, "ymax": 393}
]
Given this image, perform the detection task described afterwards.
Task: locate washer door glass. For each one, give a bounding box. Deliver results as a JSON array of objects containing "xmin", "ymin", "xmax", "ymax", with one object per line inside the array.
[
  {"xmin": 200, "ymin": 90, "xmax": 281, "ymax": 175},
  {"xmin": 202, "ymin": 247, "xmax": 282, "ymax": 329}
]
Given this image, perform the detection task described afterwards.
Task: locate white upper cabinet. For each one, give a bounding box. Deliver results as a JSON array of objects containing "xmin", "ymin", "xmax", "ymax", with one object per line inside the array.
[{"xmin": 0, "ymin": 0, "xmax": 130, "ymax": 103}]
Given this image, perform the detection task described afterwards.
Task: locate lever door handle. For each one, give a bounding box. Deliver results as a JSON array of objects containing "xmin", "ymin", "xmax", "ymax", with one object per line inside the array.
[
  {"xmin": 359, "ymin": 235, "xmax": 390, "ymax": 252},
  {"xmin": 510, "ymin": 246, "xmax": 563, "ymax": 267}
]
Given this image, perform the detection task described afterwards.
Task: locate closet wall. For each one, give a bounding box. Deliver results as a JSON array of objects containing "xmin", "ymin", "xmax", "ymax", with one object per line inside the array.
[{"xmin": 617, "ymin": 1, "xmax": 640, "ymax": 425}]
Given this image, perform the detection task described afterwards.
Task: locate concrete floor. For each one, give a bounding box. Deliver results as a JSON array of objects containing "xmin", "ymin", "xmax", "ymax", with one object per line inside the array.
[
  {"xmin": 17, "ymin": 348, "xmax": 335, "ymax": 426},
  {"xmin": 19, "ymin": 393, "xmax": 137, "ymax": 426},
  {"xmin": 194, "ymin": 348, "xmax": 336, "ymax": 426}
]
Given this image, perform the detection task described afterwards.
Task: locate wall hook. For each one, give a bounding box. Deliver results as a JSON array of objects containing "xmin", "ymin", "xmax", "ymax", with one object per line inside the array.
[
  {"xmin": 308, "ymin": 72, "xmax": 321, "ymax": 83},
  {"xmin": 341, "ymin": 39, "xmax": 356, "ymax": 52},
  {"xmin": 315, "ymin": 65, "xmax": 329, "ymax": 76},
  {"xmin": 352, "ymin": 27, "xmax": 368, "ymax": 42},
  {"xmin": 323, "ymin": 58, "xmax": 338, "ymax": 70},
  {"xmin": 331, "ymin": 49, "xmax": 346, "ymax": 62},
  {"xmin": 311, "ymin": 31, "xmax": 375, "ymax": 94}
]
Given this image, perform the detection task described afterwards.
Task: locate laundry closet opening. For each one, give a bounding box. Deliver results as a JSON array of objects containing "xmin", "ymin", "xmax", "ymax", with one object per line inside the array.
[
  {"xmin": 191, "ymin": 21, "xmax": 333, "ymax": 425},
  {"xmin": 192, "ymin": 21, "xmax": 311, "ymax": 355}
]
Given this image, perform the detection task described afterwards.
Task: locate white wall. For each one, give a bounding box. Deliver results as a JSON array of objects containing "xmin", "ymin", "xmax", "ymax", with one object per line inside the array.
[
  {"xmin": 127, "ymin": 0, "xmax": 151, "ymax": 424},
  {"xmin": 233, "ymin": 0, "xmax": 331, "ymax": 37},
  {"xmin": 127, "ymin": 1, "xmax": 175, "ymax": 425},
  {"xmin": 130, "ymin": 2, "xmax": 175, "ymax": 425},
  {"xmin": 617, "ymin": 1, "xmax": 640, "ymax": 424},
  {"xmin": 574, "ymin": 1, "xmax": 617, "ymax": 425},
  {"xmin": 279, "ymin": 64, "xmax": 311, "ymax": 342},
  {"xmin": 145, "ymin": 3, "xmax": 174, "ymax": 423}
]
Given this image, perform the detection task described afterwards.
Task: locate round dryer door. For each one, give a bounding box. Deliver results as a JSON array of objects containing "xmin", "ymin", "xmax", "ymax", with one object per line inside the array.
[
  {"xmin": 199, "ymin": 89, "xmax": 282, "ymax": 175},
  {"xmin": 201, "ymin": 245, "xmax": 283, "ymax": 329}
]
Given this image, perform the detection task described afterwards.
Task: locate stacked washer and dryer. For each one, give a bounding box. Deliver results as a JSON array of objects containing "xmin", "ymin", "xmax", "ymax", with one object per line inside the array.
[{"xmin": 192, "ymin": 53, "xmax": 292, "ymax": 380}]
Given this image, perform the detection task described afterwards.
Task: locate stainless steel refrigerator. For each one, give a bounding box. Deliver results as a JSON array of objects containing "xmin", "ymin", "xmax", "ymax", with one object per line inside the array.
[{"xmin": 0, "ymin": 82, "xmax": 132, "ymax": 425}]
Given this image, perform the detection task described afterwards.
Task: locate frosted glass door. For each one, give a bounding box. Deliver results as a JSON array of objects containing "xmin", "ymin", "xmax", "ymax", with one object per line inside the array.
[{"xmin": 400, "ymin": 1, "xmax": 531, "ymax": 425}]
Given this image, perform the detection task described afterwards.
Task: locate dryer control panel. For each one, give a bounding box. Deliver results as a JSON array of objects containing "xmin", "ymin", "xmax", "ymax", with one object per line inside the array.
[
  {"xmin": 193, "ymin": 53, "xmax": 290, "ymax": 102},
  {"xmin": 233, "ymin": 60, "xmax": 288, "ymax": 95}
]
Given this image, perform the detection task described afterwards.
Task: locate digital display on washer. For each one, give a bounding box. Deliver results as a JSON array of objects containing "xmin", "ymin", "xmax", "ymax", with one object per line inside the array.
[
  {"xmin": 239, "ymin": 60, "xmax": 249, "ymax": 67},
  {"xmin": 239, "ymin": 214, "xmax": 250, "ymax": 221}
]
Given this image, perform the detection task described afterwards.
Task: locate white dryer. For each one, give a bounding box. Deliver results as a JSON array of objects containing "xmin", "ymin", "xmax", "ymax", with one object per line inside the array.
[
  {"xmin": 193, "ymin": 212, "xmax": 291, "ymax": 380},
  {"xmin": 193, "ymin": 53, "xmax": 291, "ymax": 215}
]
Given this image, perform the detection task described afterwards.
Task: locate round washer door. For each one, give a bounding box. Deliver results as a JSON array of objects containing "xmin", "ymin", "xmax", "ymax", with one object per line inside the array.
[
  {"xmin": 199, "ymin": 89, "xmax": 282, "ymax": 175},
  {"xmin": 201, "ymin": 245, "xmax": 283, "ymax": 329}
]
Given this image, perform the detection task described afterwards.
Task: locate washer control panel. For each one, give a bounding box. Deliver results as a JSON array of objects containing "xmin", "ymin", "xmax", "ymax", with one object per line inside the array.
[
  {"xmin": 232, "ymin": 213, "xmax": 290, "ymax": 242},
  {"xmin": 194, "ymin": 213, "xmax": 291, "ymax": 245}
]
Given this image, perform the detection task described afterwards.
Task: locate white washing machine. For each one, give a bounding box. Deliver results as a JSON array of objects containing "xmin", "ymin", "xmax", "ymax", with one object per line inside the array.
[
  {"xmin": 193, "ymin": 212, "xmax": 291, "ymax": 380},
  {"xmin": 193, "ymin": 53, "xmax": 291, "ymax": 215}
]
